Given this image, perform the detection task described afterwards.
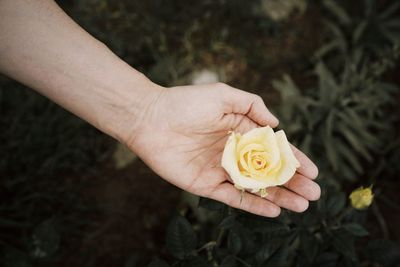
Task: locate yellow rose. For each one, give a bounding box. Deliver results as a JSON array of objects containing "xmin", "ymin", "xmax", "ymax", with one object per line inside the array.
[
  {"xmin": 221, "ymin": 126, "xmax": 300, "ymax": 194},
  {"xmin": 349, "ymin": 186, "xmax": 374, "ymax": 210}
]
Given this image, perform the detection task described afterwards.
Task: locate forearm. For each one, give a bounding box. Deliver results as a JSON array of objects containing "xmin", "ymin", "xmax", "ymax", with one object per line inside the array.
[{"xmin": 0, "ymin": 0, "xmax": 161, "ymax": 142}]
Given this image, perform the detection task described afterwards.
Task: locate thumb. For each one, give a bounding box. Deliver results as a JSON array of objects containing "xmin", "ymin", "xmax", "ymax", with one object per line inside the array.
[{"xmin": 223, "ymin": 86, "xmax": 279, "ymax": 127}]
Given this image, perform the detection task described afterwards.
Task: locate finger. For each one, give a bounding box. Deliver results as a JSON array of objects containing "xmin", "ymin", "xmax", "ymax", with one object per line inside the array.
[
  {"xmin": 284, "ymin": 174, "xmax": 321, "ymax": 201},
  {"xmin": 221, "ymin": 113, "xmax": 258, "ymax": 134},
  {"xmin": 222, "ymin": 86, "xmax": 279, "ymax": 127},
  {"xmin": 261, "ymin": 186, "xmax": 309, "ymax": 213},
  {"xmin": 209, "ymin": 182, "xmax": 281, "ymax": 217},
  {"xmin": 290, "ymin": 144, "xmax": 319, "ymax": 179}
]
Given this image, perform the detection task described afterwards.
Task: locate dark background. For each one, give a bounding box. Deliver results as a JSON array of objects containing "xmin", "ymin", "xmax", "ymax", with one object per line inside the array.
[{"xmin": 1, "ymin": 0, "xmax": 399, "ymax": 266}]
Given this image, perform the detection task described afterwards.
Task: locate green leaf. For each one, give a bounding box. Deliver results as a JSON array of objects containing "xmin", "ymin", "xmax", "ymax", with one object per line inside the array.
[
  {"xmin": 300, "ymin": 231, "xmax": 318, "ymax": 261},
  {"xmin": 326, "ymin": 192, "xmax": 346, "ymax": 217},
  {"xmin": 228, "ymin": 231, "xmax": 242, "ymax": 255},
  {"xmin": 378, "ymin": 1, "xmax": 400, "ymax": 20},
  {"xmin": 220, "ymin": 256, "xmax": 237, "ymax": 267},
  {"xmin": 337, "ymin": 123, "xmax": 372, "ymax": 161},
  {"xmin": 352, "ymin": 21, "xmax": 368, "ymax": 44},
  {"xmin": 30, "ymin": 219, "xmax": 60, "ymax": 258},
  {"xmin": 198, "ymin": 197, "xmax": 224, "ymax": 211},
  {"xmin": 147, "ymin": 258, "xmax": 169, "ymax": 267},
  {"xmin": 325, "ymin": 20, "xmax": 347, "ymax": 52},
  {"xmin": 315, "ymin": 252, "xmax": 339, "ymax": 267},
  {"xmin": 365, "ymin": 239, "xmax": 400, "ymax": 266},
  {"xmin": 166, "ymin": 214, "xmax": 197, "ymax": 259},
  {"xmin": 263, "ymin": 246, "xmax": 290, "ymax": 267},
  {"xmin": 336, "ymin": 141, "xmax": 363, "ymax": 174},
  {"xmin": 316, "ymin": 61, "xmax": 339, "ymax": 105},
  {"xmin": 330, "ymin": 229, "xmax": 356, "ymax": 259},
  {"xmin": 255, "ymin": 241, "xmax": 282, "ymax": 264},
  {"xmin": 219, "ymin": 215, "xmax": 236, "ymax": 229},
  {"xmin": 125, "ymin": 254, "xmax": 139, "ymax": 267},
  {"xmin": 323, "ymin": 0, "xmax": 352, "ymax": 25},
  {"xmin": 237, "ymin": 216, "xmax": 288, "ymax": 234},
  {"xmin": 180, "ymin": 257, "xmax": 209, "ymax": 267},
  {"xmin": 343, "ymin": 223, "xmax": 369, "ymax": 237},
  {"xmin": 315, "ymin": 39, "xmax": 342, "ymax": 58},
  {"xmin": 324, "ymin": 135, "xmax": 339, "ymax": 171},
  {"xmin": 4, "ymin": 248, "xmax": 32, "ymax": 267}
]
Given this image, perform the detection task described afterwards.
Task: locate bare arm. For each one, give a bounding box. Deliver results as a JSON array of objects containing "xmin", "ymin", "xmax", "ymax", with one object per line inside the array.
[
  {"xmin": 0, "ymin": 0, "xmax": 160, "ymax": 142},
  {"xmin": 0, "ymin": 0, "xmax": 319, "ymax": 217}
]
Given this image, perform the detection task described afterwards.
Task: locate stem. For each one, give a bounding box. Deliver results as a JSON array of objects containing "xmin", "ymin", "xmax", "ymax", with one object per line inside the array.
[
  {"xmin": 216, "ymin": 228, "xmax": 226, "ymax": 247},
  {"xmin": 371, "ymin": 202, "xmax": 390, "ymax": 239},
  {"xmin": 196, "ymin": 241, "xmax": 217, "ymax": 253}
]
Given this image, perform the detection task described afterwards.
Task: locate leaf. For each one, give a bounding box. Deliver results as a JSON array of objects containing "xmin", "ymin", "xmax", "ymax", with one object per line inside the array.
[
  {"xmin": 255, "ymin": 241, "xmax": 282, "ymax": 264},
  {"xmin": 385, "ymin": 19, "xmax": 400, "ymax": 29},
  {"xmin": 166, "ymin": 214, "xmax": 197, "ymax": 259},
  {"xmin": 180, "ymin": 257, "xmax": 209, "ymax": 267},
  {"xmin": 316, "ymin": 61, "xmax": 339, "ymax": 105},
  {"xmin": 237, "ymin": 216, "xmax": 288, "ymax": 234},
  {"xmin": 365, "ymin": 239, "xmax": 400, "ymax": 266},
  {"xmin": 228, "ymin": 231, "xmax": 242, "ymax": 255},
  {"xmin": 125, "ymin": 254, "xmax": 139, "ymax": 267},
  {"xmin": 315, "ymin": 252, "xmax": 339, "ymax": 267},
  {"xmin": 326, "ymin": 192, "xmax": 346, "ymax": 217},
  {"xmin": 315, "ymin": 39, "xmax": 342, "ymax": 58},
  {"xmin": 379, "ymin": 26, "xmax": 400, "ymax": 44},
  {"xmin": 300, "ymin": 230, "xmax": 319, "ymax": 261},
  {"xmin": 325, "ymin": 20, "xmax": 347, "ymax": 52},
  {"xmin": 30, "ymin": 219, "xmax": 60, "ymax": 259},
  {"xmin": 330, "ymin": 229, "xmax": 356, "ymax": 259},
  {"xmin": 343, "ymin": 223, "xmax": 369, "ymax": 237},
  {"xmin": 272, "ymin": 74, "xmax": 301, "ymax": 100},
  {"xmin": 378, "ymin": 1, "xmax": 400, "ymax": 20},
  {"xmin": 3, "ymin": 248, "xmax": 32, "ymax": 267},
  {"xmin": 352, "ymin": 21, "xmax": 368, "ymax": 44},
  {"xmin": 147, "ymin": 258, "xmax": 169, "ymax": 267},
  {"xmin": 220, "ymin": 255, "xmax": 237, "ymax": 267},
  {"xmin": 198, "ymin": 197, "xmax": 224, "ymax": 211},
  {"xmin": 337, "ymin": 123, "xmax": 372, "ymax": 161},
  {"xmin": 324, "ymin": 135, "xmax": 339, "ymax": 171},
  {"xmin": 336, "ymin": 141, "xmax": 363, "ymax": 174},
  {"xmin": 219, "ymin": 215, "xmax": 236, "ymax": 229},
  {"xmin": 323, "ymin": 0, "xmax": 352, "ymax": 25},
  {"xmin": 263, "ymin": 246, "xmax": 290, "ymax": 267}
]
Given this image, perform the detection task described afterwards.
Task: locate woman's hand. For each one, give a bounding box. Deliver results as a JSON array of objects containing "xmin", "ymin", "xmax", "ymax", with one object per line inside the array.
[{"xmin": 126, "ymin": 83, "xmax": 320, "ymax": 217}]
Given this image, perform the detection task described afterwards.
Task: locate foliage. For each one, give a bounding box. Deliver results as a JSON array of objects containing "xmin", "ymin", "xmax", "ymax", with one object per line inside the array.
[
  {"xmin": 155, "ymin": 1, "xmax": 400, "ymax": 267},
  {"xmin": 0, "ymin": 84, "xmax": 111, "ymax": 266},
  {"xmin": 1, "ymin": 0, "xmax": 399, "ymax": 266}
]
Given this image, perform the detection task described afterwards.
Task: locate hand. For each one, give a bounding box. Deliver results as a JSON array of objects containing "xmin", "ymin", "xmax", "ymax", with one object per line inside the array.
[{"xmin": 126, "ymin": 83, "xmax": 320, "ymax": 217}]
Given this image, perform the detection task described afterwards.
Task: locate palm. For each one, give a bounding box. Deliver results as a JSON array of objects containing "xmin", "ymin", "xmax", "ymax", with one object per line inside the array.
[{"xmin": 129, "ymin": 84, "xmax": 320, "ymax": 217}]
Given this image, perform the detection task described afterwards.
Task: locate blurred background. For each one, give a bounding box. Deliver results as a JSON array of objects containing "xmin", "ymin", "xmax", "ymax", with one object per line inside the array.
[{"xmin": 1, "ymin": 0, "xmax": 399, "ymax": 266}]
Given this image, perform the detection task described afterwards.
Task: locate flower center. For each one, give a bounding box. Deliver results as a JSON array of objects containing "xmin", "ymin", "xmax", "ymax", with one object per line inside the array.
[{"xmin": 251, "ymin": 155, "xmax": 267, "ymax": 170}]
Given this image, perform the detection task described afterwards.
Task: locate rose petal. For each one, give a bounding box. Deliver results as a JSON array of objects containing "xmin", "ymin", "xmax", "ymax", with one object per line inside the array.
[{"xmin": 272, "ymin": 130, "xmax": 300, "ymax": 185}]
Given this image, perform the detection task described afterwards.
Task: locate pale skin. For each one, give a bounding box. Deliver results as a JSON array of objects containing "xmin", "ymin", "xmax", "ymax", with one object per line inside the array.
[{"xmin": 0, "ymin": 0, "xmax": 320, "ymax": 217}]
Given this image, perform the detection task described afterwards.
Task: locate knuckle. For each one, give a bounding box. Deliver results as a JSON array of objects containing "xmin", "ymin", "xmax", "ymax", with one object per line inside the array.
[{"xmin": 215, "ymin": 82, "xmax": 229, "ymax": 90}]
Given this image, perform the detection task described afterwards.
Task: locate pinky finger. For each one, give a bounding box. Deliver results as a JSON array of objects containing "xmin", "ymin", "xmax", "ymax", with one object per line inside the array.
[{"xmin": 209, "ymin": 182, "xmax": 281, "ymax": 217}]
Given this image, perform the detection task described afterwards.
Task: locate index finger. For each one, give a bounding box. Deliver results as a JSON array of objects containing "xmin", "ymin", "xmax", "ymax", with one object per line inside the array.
[{"xmin": 290, "ymin": 144, "xmax": 318, "ymax": 179}]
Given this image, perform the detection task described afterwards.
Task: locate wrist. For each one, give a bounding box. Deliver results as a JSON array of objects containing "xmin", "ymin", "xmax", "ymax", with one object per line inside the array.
[{"xmin": 99, "ymin": 71, "xmax": 165, "ymax": 145}]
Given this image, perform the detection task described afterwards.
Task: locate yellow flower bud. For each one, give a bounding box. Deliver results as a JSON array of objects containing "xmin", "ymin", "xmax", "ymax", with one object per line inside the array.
[{"xmin": 349, "ymin": 186, "xmax": 374, "ymax": 210}]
